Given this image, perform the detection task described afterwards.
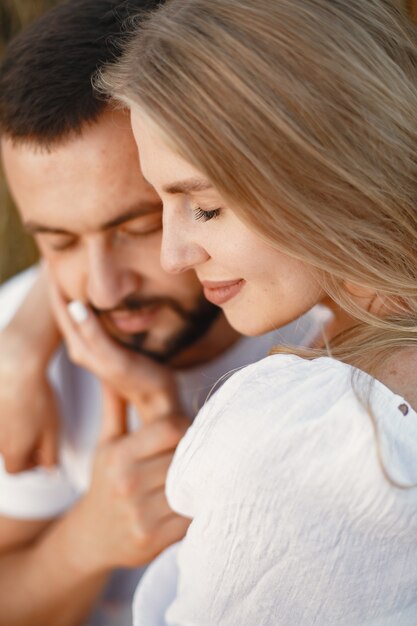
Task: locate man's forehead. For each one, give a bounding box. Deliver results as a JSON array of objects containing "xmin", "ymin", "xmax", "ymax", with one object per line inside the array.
[
  {"xmin": 1, "ymin": 112, "xmax": 161, "ymax": 234},
  {"xmin": 2, "ymin": 110, "xmax": 137, "ymax": 168}
]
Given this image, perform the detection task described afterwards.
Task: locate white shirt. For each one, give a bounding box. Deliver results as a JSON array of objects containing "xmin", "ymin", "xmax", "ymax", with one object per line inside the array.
[
  {"xmin": 134, "ymin": 355, "xmax": 417, "ymax": 625},
  {"xmin": 0, "ymin": 268, "xmax": 324, "ymax": 626}
]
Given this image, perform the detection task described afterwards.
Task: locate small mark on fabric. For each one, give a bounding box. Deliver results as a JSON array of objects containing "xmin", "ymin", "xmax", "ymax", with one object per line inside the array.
[{"xmin": 398, "ymin": 403, "xmax": 409, "ymax": 416}]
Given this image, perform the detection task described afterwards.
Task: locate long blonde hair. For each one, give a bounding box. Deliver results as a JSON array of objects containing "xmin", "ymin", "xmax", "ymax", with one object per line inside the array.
[{"xmin": 100, "ymin": 0, "xmax": 417, "ymax": 375}]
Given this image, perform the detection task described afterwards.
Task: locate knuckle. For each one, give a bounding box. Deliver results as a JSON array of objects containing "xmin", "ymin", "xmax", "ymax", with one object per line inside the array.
[
  {"xmin": 132, "ymin": 520, "xmax": 153, "ymax": 550},
  {"xmin": 106, "ymin": 446, "xmax": 120, "ymax": 465},
  {"xmin": 115, "ymin": 473, "xmax": 140, "ymax": 498},
  {"xmin": 105, "ymin": 446, "xmax": 124, "ymax": 469},
  {"xmin": 97, "ymin": 444, "xmax": 123, "ymax": 472}
]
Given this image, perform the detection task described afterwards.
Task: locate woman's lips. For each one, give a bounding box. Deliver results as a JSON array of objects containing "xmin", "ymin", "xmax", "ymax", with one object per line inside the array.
[
  {"xmin": 107, "ymin": 307, "xmax": 159, "ymax": 334},
  {"xmin": 201, "ymin": 279, "xmax": 245, "ymax": 306}
]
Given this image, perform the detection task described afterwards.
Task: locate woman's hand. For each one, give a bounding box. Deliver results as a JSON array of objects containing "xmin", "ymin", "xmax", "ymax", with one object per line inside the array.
[{"xmin": 48, "ymin": 277, "xmax": 184, "ymax": 424}]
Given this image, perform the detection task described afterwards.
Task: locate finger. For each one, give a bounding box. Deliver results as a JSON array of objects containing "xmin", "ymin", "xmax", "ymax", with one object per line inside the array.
[
  {"xmin": 4, "ymin": 451, "xmax": 37, "ymax": 474},
  {"xmin": 157, "ymin": 512, "xmax": 191, "ymax": 536},
  {"xmin": 47, "ymin": 275, "xmax": 75, "ymax": 335},
  {"xmin": 131, "ymin": 511, "xmax": 190, "ymax": 565},
  {"xmin": 117, "ymin": 417, "xmax": 188, "ymax": 461},
  {"xmin": 38, "ymin": 428, "xmax": 59, "ymax": 469},
  {"xmin": 141, "ymin": 452, "xmax": 174, "ymax": 492},
  {"xmin": 100, "ymin": 382, "xmax": 128, "ymax": 443},
  {"xmin": 135, "ymin": 488, "xmax": 174, "ymax": 529},
  {"xmin": 122, "ymin": 452, "xmax": 174, "ymax": 495},
  {"xmin": 65, "ymin": 306, "xmax": 132, "ymax": 382},
  {"xmin": 65, "ymin": 308, "xmax": 179, "ymax": 415},
  {"xmin": 151, "ymin": 513, "xmax": 191, "ymax": 554},
  {"xmin": 48, "ymin": 280, "xmax": 88, "ymax": 360}
]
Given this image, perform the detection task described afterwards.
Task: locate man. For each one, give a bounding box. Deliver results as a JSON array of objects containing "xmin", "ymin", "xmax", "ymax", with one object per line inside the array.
[{"xmin": 0, "ymin": 1, "xmax": 320, "ymax": 625}]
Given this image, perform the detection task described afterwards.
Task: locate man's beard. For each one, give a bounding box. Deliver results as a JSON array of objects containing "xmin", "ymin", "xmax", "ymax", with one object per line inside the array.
[{"xmin": 93, "ymin": 294, "xmax": 221, "ymax": 363}]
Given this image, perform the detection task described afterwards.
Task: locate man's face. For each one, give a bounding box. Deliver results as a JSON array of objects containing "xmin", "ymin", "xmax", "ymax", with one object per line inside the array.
[{"xmin": 1, "ymin": 110, "xmax": 220, "ymax": 361}]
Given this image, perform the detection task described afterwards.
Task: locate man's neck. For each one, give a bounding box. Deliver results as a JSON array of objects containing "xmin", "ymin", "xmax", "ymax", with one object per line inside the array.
[{"xmin": 170, "ymin": 314, "xmax": 242, "ymax": 370}]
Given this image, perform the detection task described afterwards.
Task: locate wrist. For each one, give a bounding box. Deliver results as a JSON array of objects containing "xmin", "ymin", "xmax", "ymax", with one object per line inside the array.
[
  {"xmin": 27, "ymin": 502, "xmax": 110, "ymax": 608},
  {"xmin": 48, "ymin": 497, "xmax": 112, "ymax": 578}
]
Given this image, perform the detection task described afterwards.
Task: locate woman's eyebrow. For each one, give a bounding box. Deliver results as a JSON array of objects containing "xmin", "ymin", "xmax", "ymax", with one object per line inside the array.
[{"xmin": 162, "ymin": 178, "xmax": 213, "ymax": 195}]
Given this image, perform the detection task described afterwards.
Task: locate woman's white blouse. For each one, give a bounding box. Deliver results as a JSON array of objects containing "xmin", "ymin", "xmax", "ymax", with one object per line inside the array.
[{"xmin": 135, "ymin": 355, "xmax": 417, "ymax": 625}]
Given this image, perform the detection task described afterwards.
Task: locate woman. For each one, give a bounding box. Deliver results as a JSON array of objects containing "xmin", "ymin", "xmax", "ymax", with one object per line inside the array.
[{"xmin": 101, "ymin": 0, "xmax": 417, "ymax": 623}]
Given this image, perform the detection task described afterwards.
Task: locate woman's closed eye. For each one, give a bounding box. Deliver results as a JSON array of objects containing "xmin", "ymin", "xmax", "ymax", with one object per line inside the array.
[{"xmin": 193, "ymin": 207, "xmax": 220, "ymax": 222}]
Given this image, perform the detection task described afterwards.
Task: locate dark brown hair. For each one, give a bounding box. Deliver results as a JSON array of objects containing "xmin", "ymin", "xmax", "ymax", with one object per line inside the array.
[{"xmin": 0, "ymin": 0, "xmax": 163, "ymax": 146}]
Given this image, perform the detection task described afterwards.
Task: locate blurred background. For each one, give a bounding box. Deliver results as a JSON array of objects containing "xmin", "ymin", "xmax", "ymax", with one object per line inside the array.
[
  {"xmin": 0, "ymin": 0, "xmax": 416, "ymax": 286},
  {"xmin": 0, "ymin": 0, "xmax": 58, "ymax": 285}
]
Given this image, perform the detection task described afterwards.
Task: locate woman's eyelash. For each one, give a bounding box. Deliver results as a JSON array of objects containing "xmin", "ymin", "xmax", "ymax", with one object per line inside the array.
[{"xmin": 193, "ymin": 207, "xmax": 220, "ymax": 222}]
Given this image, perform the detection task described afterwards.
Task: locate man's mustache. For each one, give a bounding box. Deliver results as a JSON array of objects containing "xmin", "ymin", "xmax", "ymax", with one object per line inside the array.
[{"xmin": 91, "ymin": 295, "xmax": 193, "ymax": 322}]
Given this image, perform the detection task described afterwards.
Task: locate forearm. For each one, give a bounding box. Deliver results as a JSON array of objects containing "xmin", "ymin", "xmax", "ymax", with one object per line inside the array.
[
  {"xmin": 0, "ymin": 508, "xmax": 109, "ymax": 626},
  {"xmin": 3, "ymin": 268, "xmax": 61, "ymax": 370}
]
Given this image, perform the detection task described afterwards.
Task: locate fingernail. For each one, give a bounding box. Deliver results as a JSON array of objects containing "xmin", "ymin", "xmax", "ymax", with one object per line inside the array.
[{"xmin": 67, "ymin": 300, "xmax": 89, "ymax": 324}]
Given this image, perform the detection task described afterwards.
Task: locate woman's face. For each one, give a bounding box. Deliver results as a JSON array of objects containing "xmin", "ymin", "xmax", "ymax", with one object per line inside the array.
[{"xmin": 131, "ymin": 108, "xmax": 324, "ymax": 336}]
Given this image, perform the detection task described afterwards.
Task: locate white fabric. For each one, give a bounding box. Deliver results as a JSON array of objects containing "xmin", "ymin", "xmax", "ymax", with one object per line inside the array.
[
  {"xmin": 0, "ymin": 268, "xmax": 324, "ymax": 626},
  {"xmin": 134, "ymin": 355, "xmax": 417, "ymax": 626},
  {"xmin": 133, "ymin": 543, "xmax": 180, "ymax": 626}
]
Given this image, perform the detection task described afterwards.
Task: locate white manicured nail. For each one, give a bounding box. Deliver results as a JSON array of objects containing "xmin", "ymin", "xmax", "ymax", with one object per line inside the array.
[{"xmin": 67, "ymin": 300, "xmax": 89, "ymax": 324}]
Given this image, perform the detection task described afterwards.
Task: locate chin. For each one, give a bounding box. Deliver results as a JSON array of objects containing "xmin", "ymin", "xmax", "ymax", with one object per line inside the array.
[{"xmin": 224, "ymin": 312, "xmax": 272, "ymax": 337}]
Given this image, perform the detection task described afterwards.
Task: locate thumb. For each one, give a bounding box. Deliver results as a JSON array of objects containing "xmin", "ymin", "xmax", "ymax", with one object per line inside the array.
[{"xmin": 99, "ymin": 382, "xmax": 128, "ymax": 444}]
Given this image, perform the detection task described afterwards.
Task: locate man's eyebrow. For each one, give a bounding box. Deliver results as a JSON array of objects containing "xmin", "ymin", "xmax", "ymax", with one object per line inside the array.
[
  {"xmin": 100, "ymin": 203, "xmax": 162, "ymax": 230},
  {"xmin": 24, "ymin": 202, "xmax": 162, "ymax": 235},
  {"xmin": 24, "ymin": 223, "xmax": 71, "ymax": 236},
  {"xmin": 162, "ymin": 178, "xmax": 213, "ymax": 195}
]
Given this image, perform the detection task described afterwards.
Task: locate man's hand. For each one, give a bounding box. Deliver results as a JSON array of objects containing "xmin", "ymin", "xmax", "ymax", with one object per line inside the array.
[
  {"xmin": 48, "ymin": 277, "xmax": 192, "ymax": 568},
  {"xmin": 74, "ymin": 383, "xmax": 191, "ymax": 572}
]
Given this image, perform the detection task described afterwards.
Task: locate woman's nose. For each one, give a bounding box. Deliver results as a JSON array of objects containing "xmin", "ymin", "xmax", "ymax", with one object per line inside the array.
[{"xmin": 160, "ymin": 210, "xmax": 209, "ymax": 274}]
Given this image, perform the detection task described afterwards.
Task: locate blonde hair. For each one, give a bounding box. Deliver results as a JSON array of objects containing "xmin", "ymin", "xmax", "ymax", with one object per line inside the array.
[{"xmin": 100, "ymin": 0, "xmax": 417, "ymax": 376}]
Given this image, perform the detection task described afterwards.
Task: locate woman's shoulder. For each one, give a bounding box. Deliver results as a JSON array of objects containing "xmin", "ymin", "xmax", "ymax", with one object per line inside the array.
[
  {"xmin": 207, "ymin": 352, "xmax": 347, "ymax": 395},
  {"xmin": 167, "ymin": 358, "xmax": 417, "ymax": 625},
  {"xmin": 205, "ymin": 352, "xmax": 417, "ymax": 425},
  {"xmin": 177, "ymin": 354, "xmax": 355, "ymax": 457},
  {"xmin": 180, "ymin": 355, "xmax": 365, "ymax": 468},
  {"xmin": 168, "ymin": 354, "xmax": 417, "ymax": 519},
  {"xmin": 197, "ymin": 353, "xmax": 357, "ymax": 417}
]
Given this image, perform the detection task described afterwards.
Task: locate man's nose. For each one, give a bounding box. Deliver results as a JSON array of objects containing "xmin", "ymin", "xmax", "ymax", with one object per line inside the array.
[
  {"xmin": 85, "ymin": 242, "xmax": 140, "ymax": 309},
  {"xmin": 160, "ymin": 210, "xmax": 209, "ymax": 274}
]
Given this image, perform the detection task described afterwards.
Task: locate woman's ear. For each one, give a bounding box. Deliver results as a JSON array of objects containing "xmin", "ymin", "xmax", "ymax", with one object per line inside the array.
[
  {"xmin": 343, "ymin": 282, "xmax": 381, "ymax": 315},
  {"xmin": 343, "ymin": 282, "xmax": 403, "ymax": 317}
]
